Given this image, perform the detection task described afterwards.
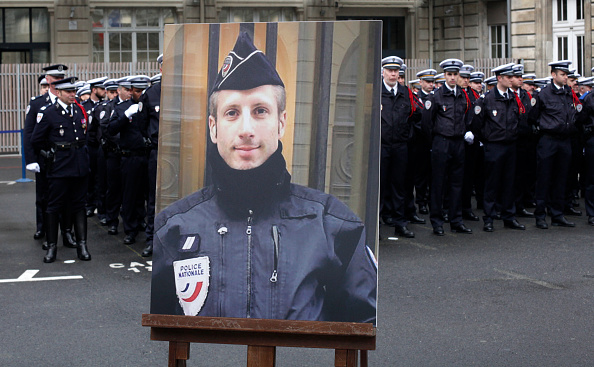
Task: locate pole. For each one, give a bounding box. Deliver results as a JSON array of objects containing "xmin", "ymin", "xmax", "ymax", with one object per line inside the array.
[{"xmin": 16, "ymin": 129, "xmax": 33, "ymax": 183}]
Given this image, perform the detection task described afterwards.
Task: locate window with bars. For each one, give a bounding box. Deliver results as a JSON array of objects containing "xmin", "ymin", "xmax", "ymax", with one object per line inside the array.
[
  {"xmin": 92, "ymin": 8, "xmax": 175, "ymax": 63},
  {"xmin": 218, "ymin": 8, "xmax": 296, "ymax": 23},
  {"xmin": 490, "ymin": 25, "xmax": 508, "ymax": 58}
]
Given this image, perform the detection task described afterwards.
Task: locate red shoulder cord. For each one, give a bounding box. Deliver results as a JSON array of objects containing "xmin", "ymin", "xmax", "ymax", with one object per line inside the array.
[
  {"xmin": 571, "ymin": 89, "xmax": 582, "ymax": 109},
  {"xmin": 408, "ymin": 87, "xmax": 417, "ymax": 117},
  {"xmin": 527, "ymin": 91, "xmax": 532, "ymax": 100},
  {"xmin": 461, "ymin": 89, "xmax": 470, "ymax": 114},
  {"xmin": 512, "ymin": 90, "xmax": 525, "ymax": 114},
  {"xmin": 471, "ymin": 89, "xmax": 480, "ymax": 100},
  {"xmin": 74, "ymin": 100, "xmax": 89, "ymax": 132}
]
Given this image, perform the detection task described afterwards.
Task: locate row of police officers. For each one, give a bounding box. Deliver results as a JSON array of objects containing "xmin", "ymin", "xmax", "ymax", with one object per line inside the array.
[
  {"xmin": 380, "ymin": 56, "xmax": 594, "ymax": 238},
  {"xmin": 23, "ymin": 57, "xmax": 162, "ymax": 263}
]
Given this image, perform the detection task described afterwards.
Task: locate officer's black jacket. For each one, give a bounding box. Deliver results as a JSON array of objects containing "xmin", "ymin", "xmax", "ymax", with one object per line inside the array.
[
  {"xmin": 530, "ymin": 83, "xmax": 578, "ymax": 137},
  {"xmin": 515, "ymin": 88, "xmax": 533, "ymax": 136},
  {"xmin": 108, "ymin": 99, "xmax": 147, "ymax": 151},
  {"xmin": 91, "ymin": 99, "xmax": 112, "ymax": 144},
  {"xmin": 471, "ymin": 88, "xmax": 520, "ymax": 143},
  {"xmin": 422, "ymin": 85, "xmax": 471, "ymax": 138},
  {"xmin": 466, "ymin": 86, "xmax": 481, "ymax": 104},
  {"xmin": 100, "ymin": 98, "xmax": 123, "ymax": 148},
  {"xmin": 576, "ymin": 91, "xmax": 594, "ymax": 132},
  {"xmin": 82, "ymin": 99, "xmax": 100, "ymax": 145},
  {"xmin": 137, "ymin": 82, "xmax": 161, "ymax": 149},
  {"xmin": 23, "ymin": 92, "xmax": 53, "ymax": 165},
  {"xmin": 31, "ymin": 101, "xmax": 89, "ymax": 178},
  {"xmin": 380, "ymin": 82, "xmax": 421, "ymax": 145}
]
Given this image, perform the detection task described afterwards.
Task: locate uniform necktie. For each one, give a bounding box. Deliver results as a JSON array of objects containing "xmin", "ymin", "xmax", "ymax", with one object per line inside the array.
[
  {"xmin": 391, "ymin": 88, "xmax": 395, "ymax": 96},
  {"xmin": 67, "ymin": 105, "xmax": 72, "ymax": 116},
  {"xmin": 503, "ymin": 92, "xmax": 508, "ymax": 100}
]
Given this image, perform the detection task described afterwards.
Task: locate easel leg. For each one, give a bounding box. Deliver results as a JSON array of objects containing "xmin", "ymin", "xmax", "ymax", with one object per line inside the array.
[
  {"xmin": 168, "ymin": 341, "xmax": 190, "ymax": 367},
  {"xmin": 247, "ymin": 345, "xmax": 276, "ymax": 367},
  {"xmin": 360, "ymin": 350, "xmax": 368, "ymax": 367},
  {"xmin": 335, "ymin": 349, "xmax": 358, "ymax": 367}
]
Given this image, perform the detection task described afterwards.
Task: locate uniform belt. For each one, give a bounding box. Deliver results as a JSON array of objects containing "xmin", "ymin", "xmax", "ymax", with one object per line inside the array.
[{"xmin": 53, "ymin": 141, "xmax": 86, "ymax": 150}]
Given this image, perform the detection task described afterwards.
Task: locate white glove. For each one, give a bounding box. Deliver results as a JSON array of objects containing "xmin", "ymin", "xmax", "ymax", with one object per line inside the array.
[
  {"xmin": 124, "ymin": 104, "xmax": 139, "ymax": 118},
  {"xmin": 26, "ymin": 163, "xmax": 40, "ymax": 173},
  {"xmin": 464, "ymin": 131, "xmax": 474, "ymax": 144}
]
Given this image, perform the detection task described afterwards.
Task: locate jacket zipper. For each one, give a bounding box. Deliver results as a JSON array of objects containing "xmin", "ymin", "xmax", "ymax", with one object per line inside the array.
[
  {"xmin": 217, "ymin": 225, "xmax": 227, "ymax": 316},
  {"xmin": 270, "ymin": 226, "xmax": 279, "ymax": 283},
  {"xmin": 246, "ymin": 210, "xmax": 253, "ymax": 318}
]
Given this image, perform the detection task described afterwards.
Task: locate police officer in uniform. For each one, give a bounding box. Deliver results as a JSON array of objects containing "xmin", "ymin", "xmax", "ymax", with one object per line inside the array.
[
  {"xmin": 151, "ymin": 32, "xmax": 376, "ymax": 322},
  {"xmin": 530, "ymin": 60, "xmax": 578, "ymax": 229},
  {"xmin": 136, "ymin": 54, "xmax": 163, "ymax": 257},
  {"xmin": 31, "ymin": 77, "xmax": 91, "ymax": 263},
  {"xmin": 108, "ymin": 75, "xmax": 151, "ymax": 245},
  {"xmin": 380, "ymin": 56, "xmax": 422, "ymax": 238},
  {"xmin": 422, "ymin": 59, "xmax": 473, "ymax": 235},
  {"xmin": 576, "ymin": 76, "xmax": 594, "ymax": 226},
  {"xmin": 471, "ymin": 63, "xmax": 525, "ymax": 232}
]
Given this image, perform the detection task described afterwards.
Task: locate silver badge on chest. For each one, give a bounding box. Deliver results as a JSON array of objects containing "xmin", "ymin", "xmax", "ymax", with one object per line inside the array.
[{"xmin": 59, "ymin": 128, "xmax": 64, "ymax": 136}]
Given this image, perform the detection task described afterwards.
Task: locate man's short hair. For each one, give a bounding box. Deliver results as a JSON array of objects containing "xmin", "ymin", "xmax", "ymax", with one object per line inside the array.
[{"xmin": 209, "ymin": 85, "xmax": 287, "ymax": 121}]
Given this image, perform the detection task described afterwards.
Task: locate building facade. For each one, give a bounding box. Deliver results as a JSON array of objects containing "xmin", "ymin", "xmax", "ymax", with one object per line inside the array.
[{"xmin": 0, "ymin": 0, "xmax": 591, "ymax": 76}]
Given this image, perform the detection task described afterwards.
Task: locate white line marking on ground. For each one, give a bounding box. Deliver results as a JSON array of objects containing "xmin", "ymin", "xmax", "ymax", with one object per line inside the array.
[
  {"xmin": 0, "ymin": 269, "xmax": 83, "ymax": 283},
  {"xmin": 494, "ymin": 268, "xmax": 564, "ymax": 290}
]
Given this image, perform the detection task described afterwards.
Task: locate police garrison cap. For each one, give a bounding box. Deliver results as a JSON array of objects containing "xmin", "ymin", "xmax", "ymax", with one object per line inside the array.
[
  {"xmin": 439, "ymin": 58, "xmax": 463, "ymax": 72},
  {"xmin": 484, "ymin": 76, "xmax": 497, "ymax": 86},
  {"xmin": 129, "ymin": 75, "xmax": 151, "ymax": 89},
  {"xmin": 43, "ymin": 64, "xmax": 68, "ymax": 77},
  {"xmin": 549, "ymin": 60, "xmax": 572, "ymax": 73},
  {"xmin": 38, "ymin": 76, "xmax": 49, "ymax": 85},
  {"xmin": 116, "ymin": 76, "xmax": 132, "ymax": 89},
  {"xmin": 51, "ymin": 77, "xmax": 79, "ymax": 90},
  {"xmin": 381, "ymin": 56, "xmax": 403, "ymax": 70},
  {"xmin": 211, "ymin": 32, "xmax": 284, "ymax": 95},
  {"xmin": 416, "ymin": 69, "xmax": 437, "ymax": 81},
  {"xmin": 102, "ymin": 79, "xmax": 119, "ymax": 90},
  {"xmin": 522, "ymin": 74, "xmax": 537, "ymax": 85},
  {"xmin": 512, "ymin": 64, "xmax": 524, "ymax": 77},
  {"xmin": 76, "ymin": 85, "xmax": 91, "ymax": 97},
  {"xmin": 435, "ymin": 73, "xmax": 445, "ymax": 83}
]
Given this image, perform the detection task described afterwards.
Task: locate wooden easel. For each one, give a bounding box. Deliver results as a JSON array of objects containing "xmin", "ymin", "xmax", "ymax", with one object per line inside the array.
[{"xmin": 142, "ymin": 314, "xmax": 376, "ymax": 367}]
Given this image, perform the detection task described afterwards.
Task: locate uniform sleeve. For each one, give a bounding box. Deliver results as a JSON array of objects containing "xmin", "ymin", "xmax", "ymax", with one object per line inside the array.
[
  {"xmin": 150, "ymin": 225, "xmax": 181, "ymax": 315},
  {"xmin": 107, "ymin": 104, "xmax": 128, "ymax": 135},
  {"xmin": 469, "ymin": 97, "xmax": 485, "ymax": 139},
  {"xmin": 23, "ymin": 99, "xmax": 40, "ymax": 164},
  {"xmin": 421, "ymin": 93, "xmax": 436, "ymax": 138},
  {"xmin": 136, "ymin": 92, "xmax": 150, "ymax": 137},
  {"xmin": 31, "ymin": 111, "xmax": 50, "ymax": 150}
]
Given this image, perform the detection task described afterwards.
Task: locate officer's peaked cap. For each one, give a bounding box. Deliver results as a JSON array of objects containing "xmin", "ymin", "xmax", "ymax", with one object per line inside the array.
[
  {"xmin": 129, "ymin": 75, "xmax": 151, "ymax": 89},
  {"xmin": 43, "ymin": 64, "xmax": 68, "ymax": 77},
  {"xmin": 469, "ymin": 72, "xmax": 485, "ymax": 83},
  {"xmin": 382, "ymin": 56, "xmax": 403, "ymax": 70},
  {"xmin": 157, "ymin": 54, "xmax": 163, "ymax": 64},
  {"xmin": 38, "ymin": 76, "xmax": 48, "ymax": 85},
  {"xmin": 52, "ymin": 76, "xmax": 79, "ymax": 90},
  {"xmin": 416, "ymin": 69, "xmax": 437, "ymax": 81},
  {"xmin": 491, "ymin": 63, "xmax": 516, "ymax": 76},
  {"xmin": 484, "ymin": 76, "xmax": 497, "ymax": 86},
  {"xmin": 76, "ymin": 85, "xmax": 91, "ymax": 97},
  {"xmin": 87, "ymin": 76, "xmax": 108, "ymax": 88},
  {"xmin": 151, "ymin": 73, "xmax": 162, "ymax": 84},
  {"xmin": 568, "ymin": 69, "xmax": 580, "ymax": 79},
  {"xmin": 512, "ymin": 64, "xmax": 524, "ymax": 76},
  {"xmin": 116, "ymin": 76, "xmax": 132, "ymax": 88},
  {"xmin": 210, "ymin": 32, "xmax": 284, "ymax": 95},
  {"xmin": 102, "ymin": 79, "xmax": 119, "ymax": 90},
  {"xmin": 548, "ymin": 60, "xmax": 572, "ymax": 73},
  {"xmin": 522, "ymin": 73, "xmax": 536, "ymax": 84},
  {"xmin": 399, "ymin": 63, "xmax": 407, "ymax": 75},
  {"xmin": 577, "ymin": 76, "xmax": 594, "ymax": 86},
  {"xmin": 459, "ymin": 64, "xmax": 474, "ymax": 77},
  {"xmin": 434, "ymin": 73, "xmax": 445, "ymax": 83},
  {"xmin": 439, "ymin": 58, "xmax": 463, "ymax": 72}
]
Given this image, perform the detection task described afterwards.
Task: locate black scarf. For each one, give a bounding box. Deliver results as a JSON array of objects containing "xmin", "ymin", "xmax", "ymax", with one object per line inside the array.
[{"xmin": 210, "ymin": 142, "xmax": 290, "ymax": 217}]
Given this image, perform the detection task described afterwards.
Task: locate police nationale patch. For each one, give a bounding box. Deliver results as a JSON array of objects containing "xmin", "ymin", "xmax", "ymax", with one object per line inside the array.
[
  {"xmin": 36, "ymin": 113, "xmax": 43, "ymax": 123},
  {"xmin": 442, "ymin": 105, "xmax": 447, "ymax": 112},
  {"xmin": 138, "ymin": 102, "xmax": 143, "ymax": 112},
  {"xmin": 155, "ymin": 105, "xmax": 160, "ymax": 113},
  {"xmin": 222, "ymin": 55, "xmax": 233, "ymax": 78},
  {"xmin": 174, "ymin": 256, "xmax": 210, "ymax": 316},
  {"xmin": 100, "ymin": 111, "xmax": 106, "ymax": 120},
  {"xmin": 492, "ymin": 110, "xmax": 498, "ymax": 117},
  {"xmin": 576, "ymin": 104, "xmax": 583, "ymax": 112},
  {"xmin": 531, "ymin": 98, "xmax": 536, "ymax": 106},
  {"xmin": 425, "ymin": 100, "xmax": 431, "ymax": 110},
  {"xmin": 474, "ymin": 106, "xmax": 481, "ymax": 115}
]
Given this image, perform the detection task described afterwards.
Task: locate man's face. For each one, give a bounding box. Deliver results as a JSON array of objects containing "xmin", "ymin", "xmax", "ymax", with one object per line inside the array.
[
  {"xmin": 420, "ymin": 79, "xmax": 434, "ymax": 93},
  {"xmin": 131, "ymin": 87, "xmax": 144, "ymax": 102},
  {"xmin": 511, "ymin": 76, "xmax": 523, "ymax": 89},
  {"xmin": 40, "ymin": 85, "xmax": 49, "ymax": 95},
  {"xmin": 79, "ymin": 94, "xmax": 90, "ymax": 101},
  {"xmin": 58, "ymin": 89, "xmax": 76, "ymax": 105},
  {"xmin": 579, "ymin": 85, "xmax": 591, "ymax": 95},
  {"xmin": 209, "ymin": 85, "xmax": 286, "ymax": 171},
  {"xmin": 457, "ymin": 76, "xmax": 469, "ymax": 88},
  {"xmin": 382, "ymin": 68, "xmax": 399, "ymax": 88},
  {"xmin": 522, "ymin": 83, "xmax": 535, "ymax": 93},
  {"xmin": 497, "ymin": 75, "xmax": 513, "ymax": 89},
  {"xmin": 46, "ymin": 75, "xmax": 63, "ymax": 94},
  {"xmin": 398, "ymin": 75, "xmax": 405, "ymax": 86},
  {"xmin": 94, "ymin": 87, "xmax": 106, "ymax": 99},
  {"xmin": 470, "ymin": 81, "xmax": 482, "ymax": 93},
  {"xmin": 106, "ymin": 90, "xmax": 118, "ymax": 100},
  {"xmin": 567, "ymin": 77, "xmax": 577, "ymax": 88},
  {"xmin": 118, "ymin": 86, "xmax": 131, "ymax": 101},
  {"xmin": 445, "ymin": 71, "xmax": 458, "ymax": 88},
  {"xmin": 552, "ymin": 70, "xmax": 568, "ymax": 86}
]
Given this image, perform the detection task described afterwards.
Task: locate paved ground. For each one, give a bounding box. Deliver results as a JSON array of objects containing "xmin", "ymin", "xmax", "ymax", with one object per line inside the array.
[{"xmin": 1, "ymin": 155, "xmax": 593, "ymax": 366}]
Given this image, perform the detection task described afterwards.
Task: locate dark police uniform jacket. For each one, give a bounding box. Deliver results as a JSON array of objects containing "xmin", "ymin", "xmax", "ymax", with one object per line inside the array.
[
  {"xmin": 82, "ymin": 99, "xmax": 100, "ymax": 146},
  {"xmin": 422, "ymin": 85, "xmax": 471, "ymax": 138},
  {"xmin": 99, "ymin": 98, "xmax": 123, "ymax": 151},
  {"xmin": 137, "ymin": 82, "xmax": 161, "ymax": 150},
  {"xmin": 516, "ymin": 88, "xmax": 533, "ymax": 137},
  {"xmin": 150, "ymin": 174, "xmax": 377, "ymax": 324},
  {"xmin": 577, "ymin": 92, "xmax": 594, "ymax": 134},
  {"xmin": 108, "ymin": 99, "xmax": 147, "ymax": 152},
  {"xmin": 24, "ymin": 92, "xmax": 55, "ymax": 166},
  {"xmin": 381, "ymin": 82, "xmax": 421, "ymax": 145},
  {"xmin": 471, "ymin": 89, "xmax": 519, "ymax": 143},
  {"xmin": 31, "ymin": 101, "xmax": 89, "ymax": 178},
  {"xmin": 530, "ymin": 84, "xmax": 578, "ymax": 137}
]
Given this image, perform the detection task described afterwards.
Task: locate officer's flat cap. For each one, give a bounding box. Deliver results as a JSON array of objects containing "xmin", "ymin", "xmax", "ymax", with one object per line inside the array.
[
  {"xmin": 416, "ymin": 69, "xmax": 437, "ymax": 81},
  {"xmin": 211, "ymin": 32, "xmax": 284, "ymax": 95},
  {"xmin": 151, "ymin": 73, "xmax": 161, "ymax": 84},
  {"xmin": 381, "ymin": 56, "xmax": 403, "ymax": 70},
  {"xmin": 469, "ymin": 72, "xmax": 485, "ymax": 83},
  {"xmin": 116, "ymin": 76, "xmax": 132, "ymax": 88},
  {"xmin": 577, "ymin": 76, "xmax": 594, "ymax": 86},
  {"xmin": 399, "ymin": 64, "xmax": 407, "ymax": 76},
  {"xmin": 52, "ymin": 76, "xmax": 79, "ymax": 90},
  {"xmin": 76, "ymin": 85, "xmax": 91, "ymax": 97},
  {"xmin": 43, "ymin": 64, "xmax": 68, "ymax": 77},
  {"xmin": 38, "ymin": 76, "xmax": 48, "ymax": 85},
  {"xmin": 157, "ymin": 54, "xmax": 163, "ymax": 64},
  {"xmin": 484, "ymin": 76, "xmax": 497, "ymax": 86},
  {"xmin": 408, "ymin": 79, "xmax": 420, "ymax": 87},
  {"xmin": 87, "ymin": 76, "xmax": 108, "ymax": 88},
  {"xmin": 522, "ymin": 73, "xmax": 536, "ymax": 84},
  {"xmin": 74, "ymin": 81, "xmax": 86, "ymax": 90},
  {"xmin": 534, "ymin": 77, "xmax": 552, "ymax": 87},
  {"xmin": 491, "ymin": 63, "xmax": 516, "ymax": 76},
  {"xmin": 512, "ymin": 64, "xmax": 524, "ymax": 76},
  {"xmin": 102, "ymin": 79, "xmax": 119, "ymax": 90},
  {"xmin": 568, "ymin": 69, "xmax": 580, "ymax": 79},
  {"xmin": 434, "ymin": 73, "xmax": 445, "ymax": 83},
  {"xmin": 129, "ymin": 75, "xmax": 151, "ymax": 89},
  {"xmin": 439, "ymin": 58, "xmax": 463, "ymax": 72},
  {"xmin": 459, "ymin": 64, "xmax": 474, "ymax": 78},
  {"xmin": 548, "ymin": 60, "xmax": 572, "ymax": 73}
]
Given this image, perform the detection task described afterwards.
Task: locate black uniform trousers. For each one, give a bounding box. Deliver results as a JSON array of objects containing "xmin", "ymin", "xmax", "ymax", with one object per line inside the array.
[
  {"xmin": 120, "ymin": 153, "xmax": 147, "ymax": 235},
  {"xmin": 380, "ymin": 142, "xmax": 408, "ymax": 227},
  {"xmin": 412, "ymin": 130, "xmax": 431, "ymax": 207},
  {"xmin": 462, "ymin": 141, "xmax": 480, "ymax": 213},
  {"xmin": 95, "ymin": 146, "xmax": 107, "ymax": 217},
  {"xmin": 584, "ymin": 135, "xmax": 594, "ymax": 217},
  {"xmin": 514, "ymin": 135, "xmax": 537, "ymax": 210},
  {"xmin": 145, "ymin": 148, "xmax": 158, "ymax": 244},
  {"xmin": 105, "ymin": 151, "xmax": 122, "ymax": 227},
  {"xmin": 47, "ymin": 176, "xmax": 88, "ymax": 214},
  {"xmin": 404, "ymin": 140, "xmax": 418, "ymax": 218},
  {"xmin": 430, "ymin": 136, "xmax": 464, "ymax": 228},
  {"xmin": 534, "ymin": 135, "xmax": 571, "ymax": 220},
  {"xmin": 482, "ymin": 142, "xmax": 517, "ymax": 223},
  {"xmin": 35, "ymin": 169, "xmax": 48, "ymax": 232},
  {"xmin": 85, "ymin": 143, "xmax": 100, "ymax": 212},
  {"xmin": 565, "ymin": 135, "xmax": 583, "ymax": 208}
]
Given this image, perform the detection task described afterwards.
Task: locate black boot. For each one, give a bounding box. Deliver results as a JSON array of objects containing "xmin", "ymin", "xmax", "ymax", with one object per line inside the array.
[
  {"xmin": 73, "ymin": 210, "xmax": 91, "ymax": 261},
  {"xmin": 141, "ymin": 243, "xmax": 153, "ymax": 257},
  {"xmin": 44, "ymin": 213, "xmax": 60, "ymax": 263},
  {"xmin": 61, "ymin": 212, "xmax": 77, "ymax": 248}
]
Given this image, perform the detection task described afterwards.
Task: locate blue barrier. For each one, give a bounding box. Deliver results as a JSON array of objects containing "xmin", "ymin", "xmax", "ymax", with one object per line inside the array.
[{"xmin": 0, "ymin": 129, "xmax": 33, "ymax": 183}]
